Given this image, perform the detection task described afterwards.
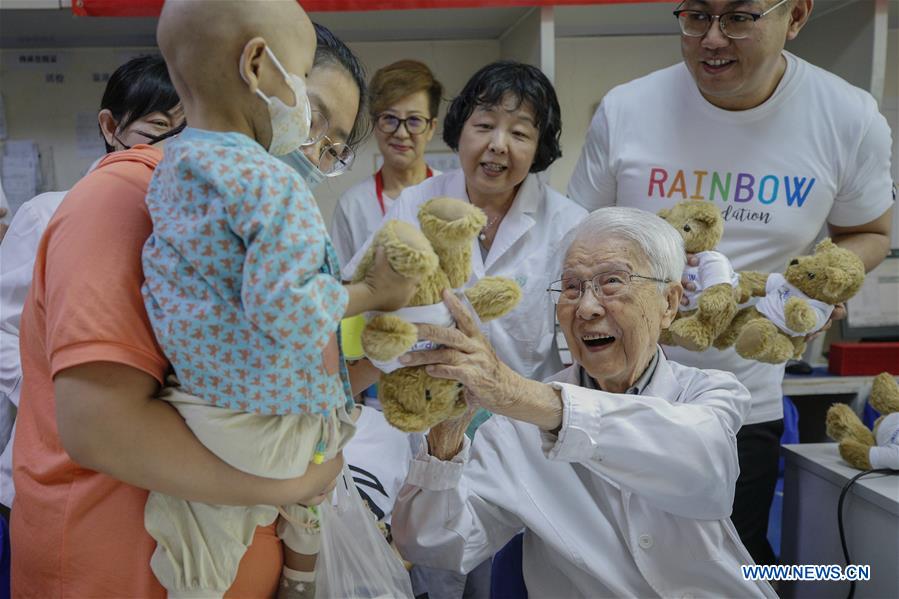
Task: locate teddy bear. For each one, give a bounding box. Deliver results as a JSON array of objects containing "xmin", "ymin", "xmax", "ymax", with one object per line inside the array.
[
  {"xmin": 657, "ymin": 201, "xmax": 745, "ymax": 351},
  {"xmin": 352, "ymin": 197, "xmax": 522, "ymax": 432},
  {"xmin": 731, "ymin": 238, "xmax": 865, "ymax": 364},
  {"xmin": 826, "ymin": 372, "xmax": 899, "ymax": 470}
]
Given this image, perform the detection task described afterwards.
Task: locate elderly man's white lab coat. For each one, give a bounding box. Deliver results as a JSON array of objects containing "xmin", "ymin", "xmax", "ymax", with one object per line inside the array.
[{"xmin": 393, "ymin": 351, "xmax": 777, "ymax": 598}]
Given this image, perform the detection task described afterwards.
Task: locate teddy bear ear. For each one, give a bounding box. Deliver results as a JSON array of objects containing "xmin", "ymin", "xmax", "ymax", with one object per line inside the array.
[
  {"xmin": 815, "ymin": 238, "xmax": 836, "ymax": 254},
  {"xmin": 692, "ymin": 202, "xmax": 722, "ymax": 226},
  {"xmin": 657, "ymin": 208, "xmax": 671, "ymax": 220}
]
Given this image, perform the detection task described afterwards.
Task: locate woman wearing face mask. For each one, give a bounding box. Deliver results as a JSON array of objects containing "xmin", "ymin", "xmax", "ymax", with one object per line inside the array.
[
  {"xmin": 329, "ymin": 60, "xmax": 443, "ymax": 268},
  {"xmin": 279, "ymin": 24, "xmax": 368, "ymax": 192},
  {"xmin": 0, "ymin": 53, "xmax": 183, "ymax": 520}
]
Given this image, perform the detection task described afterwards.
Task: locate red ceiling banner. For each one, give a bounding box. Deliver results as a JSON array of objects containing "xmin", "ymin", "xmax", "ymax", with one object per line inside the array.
[{"xmin": 73, "ymin": 0, "xmax": 657, "ymax": 18}]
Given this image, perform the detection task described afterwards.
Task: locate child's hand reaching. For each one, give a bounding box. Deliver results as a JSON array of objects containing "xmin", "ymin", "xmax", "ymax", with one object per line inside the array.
[
  {"xmin": 345, "ymin": 246, "xmax": 421, "ymax": 316},
  {"xmin": 367, "ymin": 246, "xmax": 422, "ymax": 310}
]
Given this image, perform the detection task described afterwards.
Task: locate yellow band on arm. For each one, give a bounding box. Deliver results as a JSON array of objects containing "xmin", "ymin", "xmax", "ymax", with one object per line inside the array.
[{"xmin": 340, "ymin": 314, "xmax": 366, "ymax": 361}]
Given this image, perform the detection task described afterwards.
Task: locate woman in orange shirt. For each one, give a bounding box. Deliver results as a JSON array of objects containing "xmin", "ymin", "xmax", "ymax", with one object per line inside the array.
[{"xmin": 10, "ymin": 25, "xmax": 369, "ymax": 598}]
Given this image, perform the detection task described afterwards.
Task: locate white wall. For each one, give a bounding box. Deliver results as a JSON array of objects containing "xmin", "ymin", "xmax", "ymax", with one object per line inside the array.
[
  {"xmin": 550, "ymin": 34, "xmax": 681, "ymax": 193},
  {"xmin": 0, "ymin": 47, "xmax": 157, "ymax": 202},
  {"xmin": 0, "ymin": 41, "xmax": 499, "ymax": 224}
]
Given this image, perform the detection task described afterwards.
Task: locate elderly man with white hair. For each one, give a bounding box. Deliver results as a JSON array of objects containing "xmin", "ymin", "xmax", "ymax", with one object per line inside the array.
[{"xmin": 391, "ymin": 206, "xmax": 776, "ymax": 598}]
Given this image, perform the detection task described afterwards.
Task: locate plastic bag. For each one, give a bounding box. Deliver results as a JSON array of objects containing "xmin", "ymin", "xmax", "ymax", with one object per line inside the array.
[{"xmin": 315, "ymin": 464, "xmax": 414, "ymax": 599}]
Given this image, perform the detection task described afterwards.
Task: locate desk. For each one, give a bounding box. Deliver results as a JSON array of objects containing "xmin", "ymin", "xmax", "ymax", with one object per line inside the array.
[
  {"xmin": 782, "ymin": 368, "xmax": 886, "ymax": 397},
  {"xmin": 780, "ymin": 443, "xmax": 899, "ymax": 599}
]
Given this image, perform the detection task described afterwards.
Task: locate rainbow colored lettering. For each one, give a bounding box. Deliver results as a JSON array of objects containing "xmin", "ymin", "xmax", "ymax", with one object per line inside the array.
[{"xmin": 647, "ymin": 167, "xmax": 816, "ymax": 207}]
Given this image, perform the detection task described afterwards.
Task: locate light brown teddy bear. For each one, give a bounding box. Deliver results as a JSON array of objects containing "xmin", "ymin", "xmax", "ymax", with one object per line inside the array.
[
  {"xmin": 732, "ymin": 238, "xmax": 865, "ymax": 364},
  {"xmin": 353, "ymin": 197, "xmax": 522, "ymax": 432},
  {"xmin": 658, "ymin": 201, "xmax": 745, "ymax": 351},
  {"xmin": 826, "ymin": 373, "xmax": 899, "ymax": 470}
]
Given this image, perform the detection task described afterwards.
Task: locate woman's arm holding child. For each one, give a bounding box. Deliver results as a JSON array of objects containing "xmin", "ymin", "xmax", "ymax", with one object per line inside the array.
[{"xmin": 56, "ymin": 361, "xmax": 342, "ymax": 507}]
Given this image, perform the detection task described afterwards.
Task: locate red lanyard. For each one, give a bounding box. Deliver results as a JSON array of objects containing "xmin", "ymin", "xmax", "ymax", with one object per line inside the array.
[{"xmin": 375, "ymin": 166, "xmax": 434, "ymax": 216}]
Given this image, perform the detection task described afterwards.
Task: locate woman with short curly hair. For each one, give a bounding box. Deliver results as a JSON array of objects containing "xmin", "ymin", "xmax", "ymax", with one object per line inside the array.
[{"xmin": 330, "ymin": 59, "xmax": 445, "ymax": 267}]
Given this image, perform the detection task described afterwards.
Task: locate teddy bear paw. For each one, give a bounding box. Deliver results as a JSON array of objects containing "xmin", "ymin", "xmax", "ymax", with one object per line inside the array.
[
  {"xmin": 735, "ymin": 320, "xmax": 795, "ymax": 363},
  {"xmin": 667, "ymin": 319, "xmax": 713, "ymax": 352},
  {"xmin": 784, "ymin": 297, "xmax": 817, "ymax": 333},
  {"xmin": 361, "ymin": 315, "xmax": 419, "ymax": 361},
  {"xmin": 826, "ymin": 403, "xmax": 875, "ymax": 445},
  {"xmin": 838, "ymin": 439, "xmax": 873, "ymax": 470}
]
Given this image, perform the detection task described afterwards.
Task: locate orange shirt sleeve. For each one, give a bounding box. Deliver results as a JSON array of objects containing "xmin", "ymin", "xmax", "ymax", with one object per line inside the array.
[{"xmin": 43, "ymin": 151, "xmax": 169, "ymax": 382}]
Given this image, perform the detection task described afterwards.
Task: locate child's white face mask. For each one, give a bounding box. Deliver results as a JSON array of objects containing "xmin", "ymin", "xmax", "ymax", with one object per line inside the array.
[{"xmin": 241, "ymin": 44, "xmax": 312, "ymax": 156}]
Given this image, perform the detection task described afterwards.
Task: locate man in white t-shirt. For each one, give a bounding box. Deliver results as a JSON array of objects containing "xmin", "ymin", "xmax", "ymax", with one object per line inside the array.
[{"xmin": 568, "ymin": 0, "xmax": 894, "ymax": 567}]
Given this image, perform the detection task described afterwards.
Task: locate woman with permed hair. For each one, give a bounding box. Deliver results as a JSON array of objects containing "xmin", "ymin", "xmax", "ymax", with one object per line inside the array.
[
  {"xmin": 343, "ymin": 60, "xmax": 587, "ymax": 389},
  {"xmin": 330, "ymin": 59, "xmax": 444, "ymax": 268}
]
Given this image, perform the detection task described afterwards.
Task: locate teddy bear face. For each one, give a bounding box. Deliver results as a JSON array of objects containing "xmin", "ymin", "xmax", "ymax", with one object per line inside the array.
[
  {"xmin": 379, "ymin": 366, "xmax": 466, "ymax": 432},
  {"xmin": 658, "ymin": 202, "xmax": 724, "ymax": 254},
  {"xmin": 783, "ymin": 239, "xmax": 865, "ymax": 304}
]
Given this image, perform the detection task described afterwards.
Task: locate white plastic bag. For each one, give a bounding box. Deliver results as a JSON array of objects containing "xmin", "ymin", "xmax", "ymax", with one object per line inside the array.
[{"xmin": 315, "ymin": 464, "xmax": 414, "ymax": 599}]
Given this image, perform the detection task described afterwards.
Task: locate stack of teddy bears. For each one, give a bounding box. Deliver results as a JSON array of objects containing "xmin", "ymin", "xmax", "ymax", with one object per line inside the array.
[{"xmin": 657, "ymin": 200, "xmax": 865, "ymax": 364}]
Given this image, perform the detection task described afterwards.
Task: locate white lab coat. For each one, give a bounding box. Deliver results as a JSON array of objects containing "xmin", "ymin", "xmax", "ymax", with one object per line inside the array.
[
  {"xmin": 343, "ymin": 169, "xmax": 587, "ymax": 381},
  {"xmin": 330, "ymin": 176, "xmax": 386, "ymax": 269},
  {"xmin": 392, "ymin": 352, "xmax": 777, "ymax": 598},
  {"xmin": 0, "ymin": 190, "xmax": 68, "ymax": 507}
]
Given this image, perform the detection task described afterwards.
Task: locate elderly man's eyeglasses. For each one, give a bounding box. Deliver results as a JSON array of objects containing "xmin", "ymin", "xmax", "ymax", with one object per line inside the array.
[
  {"xmin": 300, "ymin": 110, "xmax": 355, "ymax": 176},
  {"xmin": 547, "ymin": 270, "xmax": 670, "ymax": 305},
  {"xmin": 673, "ymin": 0, "xmax": 790, "ymax": 40},
  {"xmin": 376, "ymin": 113, "xmax": 432, "ymax": 136}
]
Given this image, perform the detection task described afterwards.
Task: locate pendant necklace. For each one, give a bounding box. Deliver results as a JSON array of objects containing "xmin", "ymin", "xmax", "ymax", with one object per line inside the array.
[{"xmin": 479, "ymin": 215, "xmax": 499, "ymax": 242}]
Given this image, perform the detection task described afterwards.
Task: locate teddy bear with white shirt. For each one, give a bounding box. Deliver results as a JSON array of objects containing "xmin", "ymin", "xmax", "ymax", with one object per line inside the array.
[
  {"xmin": 732, "ymin": 238, "xmax": 865, "ymax": 364},
  {"xmin": 353, "ymin": 197, "xmax": 521, "ymax": 432},
  {"xmin": 657, "ymin": 201, "xmax": 748, "ymax": 351}
]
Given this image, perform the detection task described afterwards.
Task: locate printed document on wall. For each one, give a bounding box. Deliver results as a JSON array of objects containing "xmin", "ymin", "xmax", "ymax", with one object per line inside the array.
[{"xmin": 1, "ymin": 140, "xmax": 41, "ymax": 216}]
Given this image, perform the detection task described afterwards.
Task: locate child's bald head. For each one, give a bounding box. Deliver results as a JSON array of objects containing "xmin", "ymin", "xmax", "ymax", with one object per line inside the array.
[{"xmin": 158, "ymin": 0, "xmax": 316, "ymax": 148}]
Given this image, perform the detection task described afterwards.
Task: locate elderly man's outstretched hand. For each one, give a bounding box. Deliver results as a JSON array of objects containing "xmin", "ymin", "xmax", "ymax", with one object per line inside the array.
[
  {"xmin": 400, "ymin": 288, "xmax": 519, "ymax": 415},
  {"xmin": 402, "ymin": 289, "xmax": 564, "ymax": 434}
]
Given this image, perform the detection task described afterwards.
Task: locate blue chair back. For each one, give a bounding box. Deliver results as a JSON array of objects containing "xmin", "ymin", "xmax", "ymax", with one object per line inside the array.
[
  {"xmin": 779, "ymin": 396, "xmax": 799, "ymax": 476},
  {"xmin": 1, "ymin": 515, "xmax": 10, "ymax": 599},
  {"xmin": 862, "ymin": 403, "xmax": 881, "ymax": 430},
  {"xmin": 490, "ymin": 532, "xmax": 527, "ymax": 599}
]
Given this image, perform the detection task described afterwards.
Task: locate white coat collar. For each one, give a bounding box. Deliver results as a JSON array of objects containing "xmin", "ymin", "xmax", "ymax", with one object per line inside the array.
[
  {"xmin": 466, "ymin": 173, "xmax": 541, "ymax": 274},
  {"xmin": 547, "ymin": 347, "xmax": 684, "ymax": 404}
]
